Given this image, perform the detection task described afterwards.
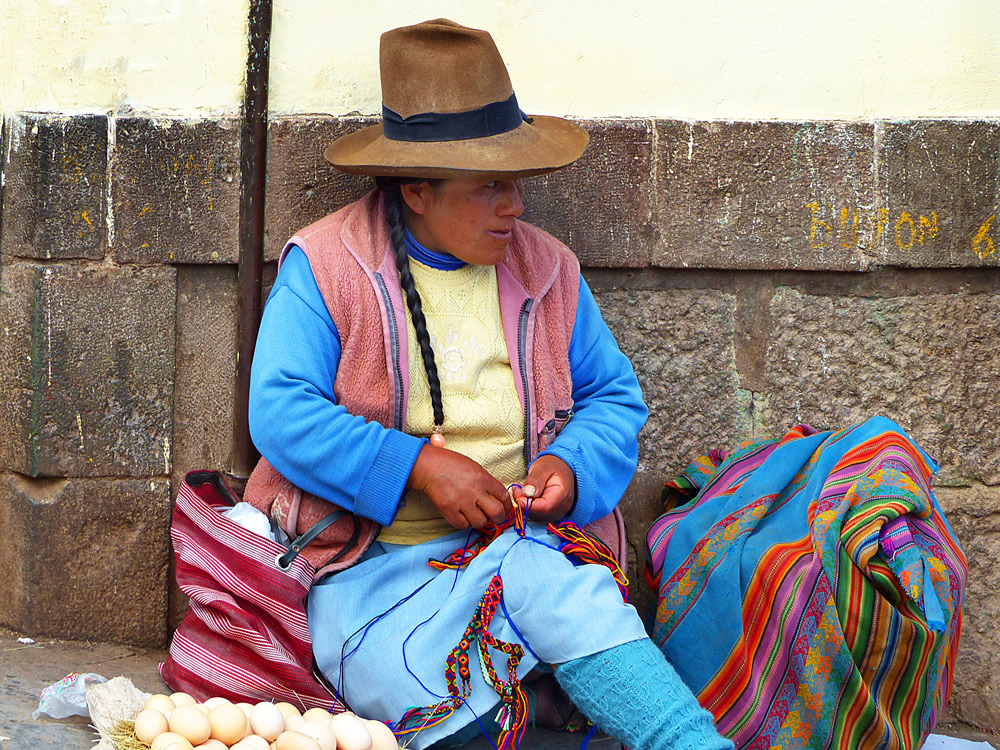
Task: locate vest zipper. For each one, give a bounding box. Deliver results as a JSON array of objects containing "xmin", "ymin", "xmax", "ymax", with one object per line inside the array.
[
  {"xmin": 374, "ymin": 272, "xmax": 404, "ymax": 431},
  {"xmin": 517, "ymin": 298, "xmax": 534, "ymax": 468}
]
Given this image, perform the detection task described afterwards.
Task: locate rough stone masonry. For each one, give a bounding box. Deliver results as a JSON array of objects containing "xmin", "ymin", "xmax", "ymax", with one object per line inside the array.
[{"xmin": 1, "ymin": 112, "xmax": 998, "ymax": 733}]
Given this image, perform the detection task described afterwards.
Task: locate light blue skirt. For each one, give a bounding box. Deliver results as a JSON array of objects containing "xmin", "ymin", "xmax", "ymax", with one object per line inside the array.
[{"xmin": 307, "ymin": 522, "xmax": 647, "ymax": 748}]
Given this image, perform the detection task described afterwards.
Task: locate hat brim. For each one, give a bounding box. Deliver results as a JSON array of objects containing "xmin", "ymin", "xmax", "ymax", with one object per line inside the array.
[{"xmin": 324, "ymin": 115, "xmax": 588, "ymax": 180}]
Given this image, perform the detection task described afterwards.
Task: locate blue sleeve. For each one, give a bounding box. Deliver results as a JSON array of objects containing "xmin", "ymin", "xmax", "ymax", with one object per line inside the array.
[
  {"xmin": 535, "ymin": 275, "xmax": 648, "ymax": 525},
  {"xmin": 248, "ymin": 246, "xmax": 426, "ymax": 525}
]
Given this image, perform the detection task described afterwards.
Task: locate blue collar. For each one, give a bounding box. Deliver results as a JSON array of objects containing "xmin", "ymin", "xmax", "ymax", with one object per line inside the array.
[{"xmin": 403, "ymin": 228, "xmax": 467, "ymax": 270}]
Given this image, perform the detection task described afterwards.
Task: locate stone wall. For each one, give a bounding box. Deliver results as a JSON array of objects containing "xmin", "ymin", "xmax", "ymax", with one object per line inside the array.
[
  {"xmin": 0, "ymin": 113, "xmax": 241, "ymax": 645},
  {"xmin": 1, "ymin": 113, "xmax": 998, "ymax": 732}
]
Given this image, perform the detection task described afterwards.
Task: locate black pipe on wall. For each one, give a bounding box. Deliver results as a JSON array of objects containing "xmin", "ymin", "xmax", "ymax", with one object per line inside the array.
[{"xmin": 234, "ymin": 0, "xmax": 272, "ymax": 480}]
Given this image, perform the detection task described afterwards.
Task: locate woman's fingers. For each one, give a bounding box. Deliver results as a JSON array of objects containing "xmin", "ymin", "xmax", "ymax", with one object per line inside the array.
[
  {"xmin": 456, "ymin": 491, "xmax": 513, "ymax": 530},
  {"xmin": 521, "ymin": 455, "xmax": 576, "ymax": 522},
  {"xmin": 444, "ymin": 508, "xmax": 471, "ymax": 530},
  {"xmin": 491, "ymin": 479, "xmax": 514, "ymax": 519},
  {"xmin": 462, "ymin": 502, "xmax": 490, "ymax": 530},
  {"xmin": 409, "ymin": 444, "xmax": 515, "ymax": 530},
  {"xmin": 476, "ymin": 493, "xmax": 509, "ymax": 525}
]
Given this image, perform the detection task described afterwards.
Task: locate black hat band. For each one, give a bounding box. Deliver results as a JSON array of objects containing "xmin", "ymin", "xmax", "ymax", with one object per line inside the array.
[{"xmin": 382, "ymin": 92, "xmax": 532, "ymax": 142}]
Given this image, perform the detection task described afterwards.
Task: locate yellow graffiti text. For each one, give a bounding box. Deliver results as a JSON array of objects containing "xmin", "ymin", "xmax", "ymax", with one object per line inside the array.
[
  {"xmin": 807, "ymin": 203, "xmax": 938, "ymax": 251},
  {"xmin": 972, "ymin": 215, "xmax": 996, "ymax": 260}
]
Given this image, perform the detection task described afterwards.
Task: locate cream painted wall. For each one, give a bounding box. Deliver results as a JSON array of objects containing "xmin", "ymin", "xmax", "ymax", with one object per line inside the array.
[
  {"xmin": 0, "ymin": 0, "xmax": 249, "ymax": 115},
  {"xmin": 269, "ymin": 0, "xmax": 1000, "ymax": 119},
  {"xmin": 1, "ymin": 0, "xmax": 998, "ymax": 119}
]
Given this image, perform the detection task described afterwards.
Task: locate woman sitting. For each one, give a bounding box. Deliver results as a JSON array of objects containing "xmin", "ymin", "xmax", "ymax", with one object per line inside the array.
[{"xmin": 248, "ymin": 18, "xmax": 732, "ymax": 750}]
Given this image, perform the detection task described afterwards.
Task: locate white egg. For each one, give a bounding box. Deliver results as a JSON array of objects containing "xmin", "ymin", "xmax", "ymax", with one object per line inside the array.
[
  {"xmin": 250, "ymin": 702, "xmax": 286, "ymax": 741},
  {"xmin": 151, "ymin": 732, "xmax": 195, "ymax": 750},
  {"xmin": 169, "ymin": 704, "xmax": 212, "ymax": 746},
  {"xmin": 298, "ymin": 721, "xmax": 337, "ymax": 750},
  {"xmin": 170, "ymin": 692, "xmax": 198, "ymax": 707},
  {"xmin": 203, "ymin": 697, "xmax": 231, "ymax": 710},
  {"xmin": 134, "ymin": 708, "xmax": 169, "ymax": 745},
  {"xmin": 145, "ymin": 694, "xmax": 177, "ymax": 714},
  {"xmin": 239, "ymin": 736, "xmax": 272, "ymax": 750},
  {"xmin": 275, "ymin": 730, "xmax": 322, "ymax": 750},
  {"xmin": 275, "ymin": 701, "xmax": 302, "ymax": 718},
  {"xmin": 329, "ymin": 713, "xmax": 372, "ymax": 750},
  {"xmin": 363, "ymin": 720, "xmax": 399, "ymax": 750},
  {"xmin": 302, "ymin": 708, "xmax": 333, "ymax": 724},
  {"xmin": 208, "ymin": 701, "xmax": 249, "ymax": 745},
  {"xmin": 284, "ymin": 714, "xmax": 306, "ymax": 732}
]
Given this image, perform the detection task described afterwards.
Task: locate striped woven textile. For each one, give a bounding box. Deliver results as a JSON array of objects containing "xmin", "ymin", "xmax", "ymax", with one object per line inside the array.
[
  {"xmin": 160, "ymin": 471, "xmax": 345, "ymax": 710},
  {"xmin": 644, "ymin": 417, "xmax": 966, "ymax": 750}
]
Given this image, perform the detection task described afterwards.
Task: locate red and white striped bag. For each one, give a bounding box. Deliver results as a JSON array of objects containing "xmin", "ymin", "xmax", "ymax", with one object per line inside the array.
[{"xmin": 159, "ymin": 471, "xmax": 354, "ymax": 710}]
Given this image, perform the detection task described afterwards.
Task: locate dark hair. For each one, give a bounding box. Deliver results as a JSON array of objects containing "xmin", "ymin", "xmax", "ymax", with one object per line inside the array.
[{"xmin": 375, "ymin": 176, "xmax": 444, "ymax": 430}]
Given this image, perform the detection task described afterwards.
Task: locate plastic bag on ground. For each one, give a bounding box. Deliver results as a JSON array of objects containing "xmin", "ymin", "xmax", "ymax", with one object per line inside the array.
[{"xmin": 32, "ymin": 672, "xmax": 107, "ymax": 719}]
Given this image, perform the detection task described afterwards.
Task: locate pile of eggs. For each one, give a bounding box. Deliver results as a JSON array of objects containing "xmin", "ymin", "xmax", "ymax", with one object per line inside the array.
[{"xmin": 132, "ymin": 692, "xmax": 399, "ymax": 750}]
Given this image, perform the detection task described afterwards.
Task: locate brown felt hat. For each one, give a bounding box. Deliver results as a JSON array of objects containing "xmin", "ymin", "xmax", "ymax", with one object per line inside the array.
[{"xmin": 324, "ymin": 19, "xmax": 588, "ymax": 179}]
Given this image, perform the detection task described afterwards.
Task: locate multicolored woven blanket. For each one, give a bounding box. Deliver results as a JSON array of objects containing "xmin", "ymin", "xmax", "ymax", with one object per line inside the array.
[{"xmin": 645, "ymin": 417, "xmax": 966, "ymax": 750}]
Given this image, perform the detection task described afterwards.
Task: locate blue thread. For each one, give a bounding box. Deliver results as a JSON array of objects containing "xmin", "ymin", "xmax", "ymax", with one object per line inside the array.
[
  {"xmin": 461, "ymin": 704, "xmax": 501, "ymax": 750},
  {"xmin": 401, "ymin": 529, "xmax": 475, "ymax": 701},
  {"xmin": 497, "ymin": 585, "xmax": 544, "ymax": 664},
  {"xmin": 338, "ymin": 577, "xmax": 434, "ymax": 696},
  {"xmin": 491, "ymin": 522, "xmax": 565, "ymax": 665},
  {"xmin": 579, "ymin": 722, "xmax": 599, "ymax": 749}
]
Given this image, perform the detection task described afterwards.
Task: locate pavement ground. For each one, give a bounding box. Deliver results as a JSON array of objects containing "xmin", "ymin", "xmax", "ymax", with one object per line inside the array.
[{"xmin": 2, "ymin": 629, "xmax": 996, "ymax": 750}]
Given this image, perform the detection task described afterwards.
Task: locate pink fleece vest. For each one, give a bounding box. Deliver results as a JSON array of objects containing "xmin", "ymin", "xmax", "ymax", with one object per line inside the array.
[{"xmin": 245, "ymin": 190, "xmax": 580, "ymax": 574}]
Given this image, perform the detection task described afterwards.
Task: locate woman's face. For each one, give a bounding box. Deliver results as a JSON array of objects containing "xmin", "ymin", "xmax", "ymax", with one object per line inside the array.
[{"xmin": 400, "ymin": 178, "xmax": 525, "ymax": 266}]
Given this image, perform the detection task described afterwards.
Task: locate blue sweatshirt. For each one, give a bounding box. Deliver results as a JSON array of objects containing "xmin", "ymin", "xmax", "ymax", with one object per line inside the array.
[{"xmin": 249, "ymin": 244, "xmax": 648, "ymax": 529}]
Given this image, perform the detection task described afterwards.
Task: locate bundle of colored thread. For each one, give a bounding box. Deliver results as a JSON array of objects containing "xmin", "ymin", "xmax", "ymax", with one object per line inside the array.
[
  {"xmin": 427, "ymin": 489, "xmax": 527, "ymax": 572},
  {"xmin": 404, "ymin": 491, "xmax": 628, "ymax": 749},
  {"xmin": 546, "ymin": 521, "xmax": 629, "ymax": 602},
  {"xmin": 392, "ymin": 576, "xmax": 528, "ymax": 750}
]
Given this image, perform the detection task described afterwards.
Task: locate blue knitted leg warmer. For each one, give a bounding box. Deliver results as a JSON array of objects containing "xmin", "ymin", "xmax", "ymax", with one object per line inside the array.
[{"xmin": 554, "ymin": 638, "xmax": 734, "ymax": 750}]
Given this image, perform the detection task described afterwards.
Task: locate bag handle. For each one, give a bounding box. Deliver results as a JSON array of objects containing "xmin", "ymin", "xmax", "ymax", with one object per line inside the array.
[
  {"xmin": 275, "ymin": 510, "xmax": 363, "ymax": 571},
  {"xmin": 185, "ymin": 470, "xmax": 241, "ymax": 505}
]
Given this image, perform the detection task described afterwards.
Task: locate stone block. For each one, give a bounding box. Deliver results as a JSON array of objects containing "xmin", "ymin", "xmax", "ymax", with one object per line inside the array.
[
  {"xmin": 0, "ymin": 473, "xmax": 172, "ymax": 647},
  {"xmin": 878, "ymin": 121, "xmax": 1000, "ymax": 268},
  {"xmin": 265, "ymin": 116, "xmax": 376, "ymax": 261},
  {"xmin": 172, "ymin": 265, "xmax": 238, "ymax": 479},
  {"xmin": 522, "ymin": 119, "xmax": 656, "ymax": 267},
  {"xmin": 591, "ymin": 284, "xmax": 746, "ymax": 584},
  {"xmin": 112, "ymin": 117, "xmax": 240, "ymax": 263},
  {"xmin": 934, "ymin": 484, "xmax": 1000, "ymax": 734},
  {"xmin": 169, "ymin": 264, "xmax": 235, "ymax": 626},
  {"xmin": 653, "ymin": 121, "xmax": 875, "ymax": 270},
  {"xmin": 0, "ymin": 263, "xmax": 176, "ymax": 477},
  {"xmin": 759, "ymin": 287, "xmax": 1000, "ymax": 486},
  {"xmin": 1, "ymin": 113, "xmax": 107, "ymax": 260}
]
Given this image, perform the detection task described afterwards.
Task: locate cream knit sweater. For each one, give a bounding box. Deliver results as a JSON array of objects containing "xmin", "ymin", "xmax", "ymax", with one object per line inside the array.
[{"xmin": 378, "ymin": 260, "xmax": 525, "ymax": 545}]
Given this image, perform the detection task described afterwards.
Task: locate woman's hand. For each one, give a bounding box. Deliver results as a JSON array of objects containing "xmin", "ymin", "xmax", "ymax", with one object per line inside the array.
[
  {"xmin": 408, "ymin": 444, "xmax": 512, "ymax": 530},
  {"xmin": 513, "ymin": 455, "xmax": 576, "ymax": 523}
]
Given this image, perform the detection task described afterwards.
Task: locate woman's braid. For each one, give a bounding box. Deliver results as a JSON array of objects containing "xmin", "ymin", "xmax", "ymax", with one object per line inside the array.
[{"xmin": 379, "ymin": 179, "xmax": 445, "ymax": 428}]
